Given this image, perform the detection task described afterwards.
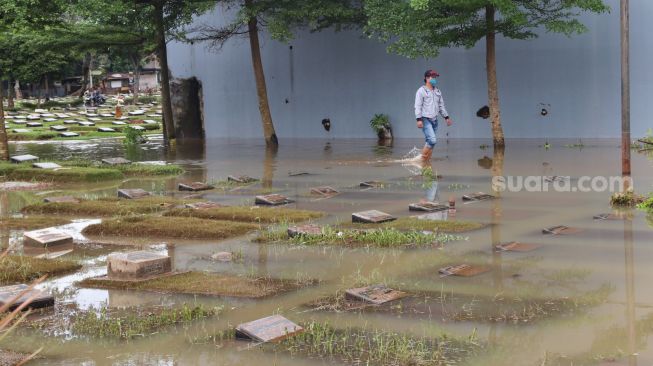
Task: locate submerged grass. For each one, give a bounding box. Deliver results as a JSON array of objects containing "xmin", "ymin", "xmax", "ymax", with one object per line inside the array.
[
  {"xmin": 0, "ymin": 216, "xmax": 71, "ymax": 230},
  {"xmin": 0, "ymin": 255, "xmax": 81, "ymax": 285},
  {"xmin": 274, "ymin": 321, "xmax": 482, "ymax": 366},
  {"xmin": 82, "ymin": 216, "xmax": 257, "ymax": 240},
  {"xmin": 72, "ymin": 304, "xmax": 218, "ymax": 340},
  {"xmin": 78, "ymin": 272, "xmax": 312, "ymax": 298},
  {"xmin": 343, "ymin": 217, "xmax": 487, "ymax": 233},
  {"xmin": 22, "ymin": 197, "xmax": 197, "ymax": 217},
  {"xmin": 163, "ymin": 206, "xmax": 324, "ymax": 223},
  {"xmin": 256, "ymin": 225, "xmax": 467, "ymax": 248}
]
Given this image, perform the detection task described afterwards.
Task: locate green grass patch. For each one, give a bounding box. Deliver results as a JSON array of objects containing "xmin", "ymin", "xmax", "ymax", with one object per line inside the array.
[
  {"xmin": 78, "ymin": 272, "xmax": 311, "ymax": 298},
  {"xmin": 163, "ymin": 206, "xmax": 324, "ymax": 223},
  {"xmin": 82, "ymin": 216, "xmax": 257, "ymax": 240},
  {"xmin": 1, "ymin": 165, "xmax": 124, "ymax": 183},
  {"xmin": 276, "ymin": 322, "xmax": 482, "ymax": 366},
  {"xmin": 21, "ymin": 197, "xmax": 195, "ymax": 217},
  {"xmin": 0, "ymin": 255, "xmax": 81, "ymax": 285},
  {"xmin": 342, "ymin": 217, "xmax": 487, "ymax": 233},
  {"xmin": 0, "ymin": 216, "xmax": 72, "ymax": 230},
  {"xmin": 610, "ymin": 191, "xmax": 645, "ymax": 207},
  {"xmin": 72, "ymin": 304, "xmax": 218, "ymax": 340},
  {"xmin": 255, "ymin": 225, "xmax": 467, "ymax": 248}
]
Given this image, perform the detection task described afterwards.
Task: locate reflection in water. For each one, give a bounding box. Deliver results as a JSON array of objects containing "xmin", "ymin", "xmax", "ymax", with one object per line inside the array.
[
  {"xmin": 489, "ymin": 146, "xmax": 505, "ymax": 346},
  {"xmin": 624, "ymin": 216, "xmax": 637, "ymax": 366}
]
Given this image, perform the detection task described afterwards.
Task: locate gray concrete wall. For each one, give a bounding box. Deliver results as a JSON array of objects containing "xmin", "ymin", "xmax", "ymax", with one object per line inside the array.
[{"xmin": 168, "ymin": 1, "xmax": 652, "ymax": 140}]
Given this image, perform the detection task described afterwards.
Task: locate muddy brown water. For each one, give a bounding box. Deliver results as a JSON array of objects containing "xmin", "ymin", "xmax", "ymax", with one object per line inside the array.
[{"xmin": 2, "ymin": 137, "xmax": 653, "ymax": 365}]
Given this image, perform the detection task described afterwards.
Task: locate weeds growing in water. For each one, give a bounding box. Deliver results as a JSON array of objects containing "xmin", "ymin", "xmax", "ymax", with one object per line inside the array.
[
  {"xmin": 71, "ymin": 304, "xmax": 219, "ymax": 340},
  {"xmin": 276, "ymin": 321, "xmax": 482, "ymax": 366},
  {"xmin": 0, "ymin": 255, "xmax": 81, "ymax": 285}
]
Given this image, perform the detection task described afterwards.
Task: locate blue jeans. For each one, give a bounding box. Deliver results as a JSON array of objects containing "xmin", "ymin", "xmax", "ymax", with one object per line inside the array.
[{"xmin": 422, "ymin": 117, "xmax": 438, "ymax": 148}]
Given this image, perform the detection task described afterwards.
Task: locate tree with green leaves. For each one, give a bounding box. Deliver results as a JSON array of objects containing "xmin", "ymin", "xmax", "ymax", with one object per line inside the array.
[
  {"xmin": 191, "ymin": 0, "xmax": 362, "ymax": 147},
  {"xmin": 364, "ymin": 0, "xmax": 609, "ymax": 147}
]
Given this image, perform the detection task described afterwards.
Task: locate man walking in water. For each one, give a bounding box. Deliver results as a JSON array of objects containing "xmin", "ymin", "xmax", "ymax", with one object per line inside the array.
[{"xmin": 414, "ymin": 69, "xmax": 453, "ymax": 164}]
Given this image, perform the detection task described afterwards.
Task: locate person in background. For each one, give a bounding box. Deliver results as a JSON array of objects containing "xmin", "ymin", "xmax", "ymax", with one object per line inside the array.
[{"xmin": 414, "ymin": 69, "xmax": 453, "ymax": 164}]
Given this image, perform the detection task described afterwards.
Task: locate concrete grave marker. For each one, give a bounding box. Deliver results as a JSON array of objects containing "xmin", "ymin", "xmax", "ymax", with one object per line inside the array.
[
  {"xmin": 78, "ymin": 121, "xmax": 95, "ymax": 126},
  {"xmin": 49, "ymin": 125, "xmax": 67, "ymax": 131},
  {"xmin": 43, "ymin": 118, "xmax": 57, "ymax": 122},
  {"xmin": 40, "ymin": 113, "xmax": 55, "ymax": 118},
  {"xmin": 26, "ymin": 122, "xmax": 43, "ymax": 127},
  {"xmin": 26, "ymin": 115, "xmax": 40, "ymax": 120},
  {"xmin": 100, "ymin": 113, "xmax": 114, "ymax": 118},
  {"xmin": 129, "ymin": 125, "xmax": 146, "ymax": 131},
  {"xmin": 63, "ymin": 120, "xmax": 78, "ymax": 124},
  {"xmin": 360, "ymin": 181, "xmax": 383, "ymax": 188},
  {"xmin": 98, "ymin": 127, "xmax": 116, "ymax": 132},
  {"xmin": 178, "ymin": 182, "xmax": 215, "ymax": 192},
  {"xmin": 255, "ymin": 194, "xmax": 293, "ymax": 206},
  {"xmin": 128, "ymin": 110, "xmax": 145, "ymax": 115},
  {"xmin": 352, "ymin": 210, "xmax": 396, "ymax": 224},
  {"xmin": 33, "ymin": 162, "xmax": 62, "ymax": 170},
  {"xmin": 542, "ymin": 225, "xmax": 584, "ymax": 235},
  {"xmin": 12, "ymin": 120, "xmax": 26, "ymax": 125},
  {"xmin": 10, "ymin": 154, "xmax": 39, "ymax": 163},
  {"xmin": 409, "ymin": 202, "xmax": 448, "ymax": 212},
  {"xmin": 59, "ymin": 132, "xmax": 80, "ymax": 138},
  {"xmin": 439, "ymin": 264, "xmax": 490, "ymax": 277},
  {"xmin": 88, "ymin": 117, "xmax": 102, "ymax": 122},
  {"xmin": 144, "ymin": 119, "xmax": 158, "ymax": 124},
  {"xmin": 228, "ymin": 175, "xmax": 258, "ymax": 184},
  {"xmin": 544, "ymin": 176, "xmax": 569, "ymax": 183},
  {"xmin": 594, "ymin": 213, "xmax": 624, "ymax": 220},
  {"xmin": 85, "ymin": 113, "xmax": 98, "ymax": 117},
  {"xmin": 44, "ymin": 196, "xmax": 80, "ymax": 203},
  {"xmin": 494, "ymin": 241, "xmax": 541, "ymax": 252},
  {"xmin": 211, "ymin": 252, "xmax": 233, "ymax": 262},
  {"xmin": 0, "ymin": 284, "xmax": 54, "ymax": 311},
  {"xmin": 107, "ymin": 251, "xmax": 172, "ymax": 280},
  {"xmin": 235, "ymin": 315, "xmax": 303, "ymax": 343},
  {"xmin": 112, "ymin": 121, "xmax": 127, "ymax": 125},
  {"xmin": 345, "ymin": 284, "xmax": 407, "ymax": 305},
  {"xmin": 185, "ymin": 201, "xmax": 224, "ymax": 210},
  {"xmin": 102, "ymin": 157, "xmax": 131, "ymax": 165},
  {"xmin": 288, "ymin": 171, "xmax": 309, "ymax": 177},
  {"xmin": 462, "ymin": 192, "xmax": 496, "ymax": 202},
  {"xmin": 12, "ymin": 129, "xmax": 30, "ymax": 133},
  {"xmin": 24, "ymin": 228, "xmax": 73, "ymax": 247},
  {"xmin": 310, "ymin": 186, "xmax": 339, "ymax": 196},
  {"xmin": 117, "ymin": 188, "xmax": 150, "ymax": 199},
  {"xmin": 415, "ymin": 211, "xmax": 448, "ymax": 221},
  {"xmin": 287, "ymin": 224, "xmax": 322, "ymax": 238}
]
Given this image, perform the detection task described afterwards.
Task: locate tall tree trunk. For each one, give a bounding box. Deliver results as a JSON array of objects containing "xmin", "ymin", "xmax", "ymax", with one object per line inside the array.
[
  {"xmin": 79, "ymin": 52, "xmax": 91, "ymax": 98},
  {"xmin": 44, "ymin": 74, "xmax": 49, "ymax": 99},
  {"xmin": 7, "ymin": 78, "xmax": 14, "ymax": 109},
  {"xmin": 14, "ymin": 80, "xmax": 22, "ymax": 100},
  {"xmin": 154, "ymin": 0, "xmax": 175, "ymax": 144},
  {"xmin": 486, "ymin": 5, "xmax": 505, "ymax": 148},
  {"xmin": 0, "ymin": 92, "xmax": 9, "ymax": 161},
  {"xmin": 246, "ymin": 0, "xmax": 278, "ymax": 147},
  {"xmin": 131, "ymin": 54, "xmax": 141, "ymax": 104},
  {"xmin": 620, "ymin": 0, "xmax": 631, "ymax": 190}
]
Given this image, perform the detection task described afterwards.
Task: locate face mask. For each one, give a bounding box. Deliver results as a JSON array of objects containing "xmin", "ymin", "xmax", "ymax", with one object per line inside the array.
[{"xmin": 429, "ymin": 78, "xmax": 438, "ymax": 87}]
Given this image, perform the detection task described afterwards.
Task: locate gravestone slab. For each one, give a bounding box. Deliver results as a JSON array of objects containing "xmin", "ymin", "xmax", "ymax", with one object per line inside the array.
[
  {"xmin": 0, "ymin": 284, "xmax": 54, "ymax": 311},
  {"xmin": 40, "ymin": 113, "xmax": 55, "ymax": 118},
  {"xmin": 63, "ymin": 120, "xmax": 78, "ymax": 124},
  {"xmin": 24, "ymin": 228, "xmax": 73, "ymax": 247},
  {"xmin": 409, "ymin": 202, "xmax": 448, "ymax": 212},
  {"xmin": 33, "ymin": 162, "xmax": 62, "ymax": 170},
  {"xmin": 439, "ymin": 264, "xmax": 490, "ymax": 277},
  {"xmin": 352, "ymin": 210, "xmax": 396, "ymax": 224},
  {"xmin": 178, "ymin": 182, "xmax": 214, "ymax": 192},
  {"xmin": 310, "ymin": 186, "xmax": 339, "ymax": 196},
  {"xmin": 12, "ymin": 120, "xmax": 26, "ymax": 125},
  {"xmin": 462, "ymin": 192, "xmax": 496, "ymax": 202},
  {"xmin": 102, "ymin": 157, "xmax": 131, "ymax": 165},
  {"xmin": 88, "ymin": 117, "xmax": 102, "ymax": 122},
  {"xmin": 59, "ymin": 132, "xmax": 80, "ymax": 137},
  {"xmin": 97, "ymin": 127, "xmax": 115, "ymax": 132},
  {"xmin": 288, "ymin": 171, "xmax": 309, "ymax": 177},
  {"xmin": 112, "ymin": 121, "xmax": 127, "ymax": 125},
  {"xmin": 228, "ymin": 175, "xmax": 258, "ymax": 184},
  {"xmin": 185, "ymin": 201, "xmax": 224, "ymax": 210},
  {"xmin": 26, "ymin": 115, "xmax": 40, "ymax": 120},
  {"xmin": 10, "ymin": 154, "xmax": 39, "ymax": 163},
  {"xmin": 85, "ymin": 113, "xmax": 98, "ymax": 117},
  {"xmin": 593, "ymin": 213, "xmax": 624, "ymax": 220},
  {"xmin": 235, "ymin": 315, "xmax": 303, "ymax": 343},
  {"xmin": 43, "ymin": 118, "xmax": 57, "ymax": 122},
  {"xmin": 26, "ymin": 122, "xmax": 43, "ymax": 127},
  {"xmin": 255, "ymin": 194, "xmax": 293, "ymax": 206},
  {"xmin": 12, "ymin": 129, "xmax": 30, "ymax": 133},
  {"xmin": 44, "ymin": 196, "xmax": 80, "ymax": 203},
  {"xmin": 211, "ymin": 252, "xmax": 233, "ymax": 262},
  {"xmin": 542, "ymin": 225, "xmax": 584, "ymax": 235},
  {"xmin": 78, "ymin": 121, "xmax": 95, "ymax": 126},
  {"xmin": 494, "ymin": 241, "xmax": 541, "ymax": 252},
  {"xmin": 345, "ymin": 284, "xmax": 407, "ymax": 305},
  {"xmin": 100, "ymin": 113, "xmax": 114, "ymax": 118},
  {"xmin": 360, "ymin": 181, "xmax": 383, "ymax": 188},
  {"xmin": 107, "ymin": 251, "xmax": 172, "ymax": 280},
  {"xmin": 415, "ymin": 211, "xmax": 448, "ymax": 221},
  {"xmin": 144, "ymin": 120, "xmax": 158, "ymax": 124},
  {"xmin": 544, "ymin": 176, "xmax": 569, "ymax": 183},
  {"xmin": 117, "ymin": 188, "xmax": 150, "ymax": 199},
  {"xmin": 287, "ymin": 224, "xmax": 322, "ymax": 238},
  {"xmin": 128, "ymin": 110, "xmax": 145, "ymax": 115},
  {"xmin": 129, "ymin": 125, "xmax": 145, "ymax": 131}
]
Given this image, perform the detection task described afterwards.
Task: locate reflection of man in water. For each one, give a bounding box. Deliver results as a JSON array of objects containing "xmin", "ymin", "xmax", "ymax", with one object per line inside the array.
[{"xmin": 414, "ymin": 69, "xmax": 453, "ymax": 164}]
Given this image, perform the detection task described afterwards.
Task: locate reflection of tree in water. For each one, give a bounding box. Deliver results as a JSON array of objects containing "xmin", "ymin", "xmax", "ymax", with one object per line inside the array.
[{"xmin": 259, "ymin": 144, "xmax": 277, "ymax": 276}]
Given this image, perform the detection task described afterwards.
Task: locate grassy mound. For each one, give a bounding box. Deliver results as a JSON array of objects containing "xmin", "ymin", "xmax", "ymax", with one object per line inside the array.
[
  {"xmin": 342, "ymin": 217, "xmax": 487, "ymax": 233},
  {"xmin": 81, "ymin": 216, "xmax": 257, "ymax": 240},
  {"xmin": 0, "ymin": 216, "xmax": 72, "ymax": 230},
  {"xmin": 79, "ymin": 272, "xmax": 311, "ymax": 298},
  {"xmin": 163, "ymin": 206, "xmax": 324, "ymax": 223},
  {"xmin": 22, "ymin": 197, "xmax": 196, "ymax": 217},
  {"xmin": 0, "ymin": 255, "xmax": 81, "ymax": 285}
]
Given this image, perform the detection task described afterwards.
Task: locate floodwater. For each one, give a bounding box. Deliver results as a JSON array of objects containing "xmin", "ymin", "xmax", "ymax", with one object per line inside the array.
[{"xmin": 2, "ymin": 137, "xmax": 653, "ymax": 365}]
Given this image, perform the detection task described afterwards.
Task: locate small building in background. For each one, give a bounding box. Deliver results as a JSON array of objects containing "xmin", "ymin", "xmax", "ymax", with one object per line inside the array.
[
  {"xmin": 103, "ymin": 73, "xmax": 131, "ymax": 94},
  {"xmin": 138, "ymin": 56, "xmax": 161, "ymax": 92}
]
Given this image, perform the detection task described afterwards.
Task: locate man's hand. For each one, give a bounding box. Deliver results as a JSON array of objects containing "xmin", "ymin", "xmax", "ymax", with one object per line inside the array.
[
  {"xmin": 446, "ymin": 118, "xmax": 453, "ymax": 127},
  {"xmin": 417, "ymin": 120, "xmax": 423, "ymax": 129}
]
